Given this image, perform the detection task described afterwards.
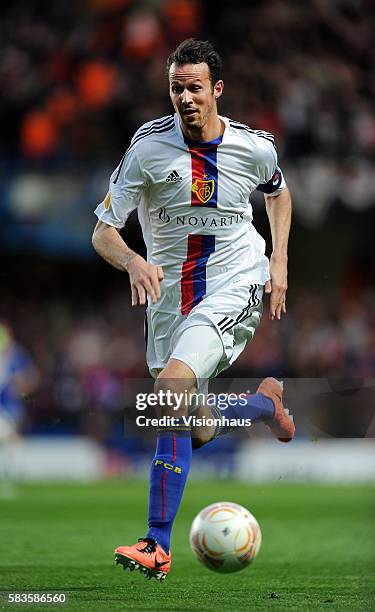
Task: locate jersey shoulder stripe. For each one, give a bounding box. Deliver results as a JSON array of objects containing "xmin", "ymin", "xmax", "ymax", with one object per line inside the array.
[
  {"xmin": 229, "ymin": 120, "xmax": 275, "ymax": 145},
  {"xmin": 229, "ymin": 119, "xmax": 274, "ymax": 139},
  {"xmin": 127, "ymin": 118, "xmax": 175, "ymax": 152},
  {"xmin": 113, "ymin": 117, "xmax": 175, "ymax": 184},
  {"xmin": 229, "ymin": 122, "xmax": 275, "ymax": 144},
  {"xmin": 131, "ymin": 115, "xmax": 174, "ymax": 143}
]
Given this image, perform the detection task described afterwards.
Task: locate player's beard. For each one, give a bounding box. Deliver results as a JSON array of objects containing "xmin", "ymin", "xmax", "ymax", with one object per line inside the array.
[{"xmin": 181, "ymin": 101, "xmax": 213, "ymax": 132}]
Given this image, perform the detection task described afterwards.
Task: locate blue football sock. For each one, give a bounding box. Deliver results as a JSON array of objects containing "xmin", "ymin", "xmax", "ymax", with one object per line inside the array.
[
  {"xmin": 147, "ymin": 422, "xmax": 192, "ymax": 553},
  {"xmin": 209, "ymin": 392, "xmax": 275, "ymax": 439}
]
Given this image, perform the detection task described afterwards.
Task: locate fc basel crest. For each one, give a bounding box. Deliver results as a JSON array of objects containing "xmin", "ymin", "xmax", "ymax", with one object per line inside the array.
[{"xmin": 191, "ymin": 176, "xmax": 215, "ymax": 204}]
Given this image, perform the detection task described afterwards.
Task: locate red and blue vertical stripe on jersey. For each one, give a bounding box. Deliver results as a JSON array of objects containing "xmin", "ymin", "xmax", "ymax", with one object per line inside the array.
[
  {"xmin": 181, "ymin": 234, "xmax": 216, "ymax": 315},
  {"xmin": 180, "ymin": 136, "xmax": 221, "ymax": 314}
]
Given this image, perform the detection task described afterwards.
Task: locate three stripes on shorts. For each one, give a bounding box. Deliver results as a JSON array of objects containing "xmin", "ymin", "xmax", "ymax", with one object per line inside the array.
[{"xmin": 217, "ymin": 284, "xmax": 261, "ymax": 334}]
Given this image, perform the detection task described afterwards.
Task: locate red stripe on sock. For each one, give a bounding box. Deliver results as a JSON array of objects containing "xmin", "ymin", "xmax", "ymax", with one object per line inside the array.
[{"xmin": 161, "ymin": 471, "xmax": 168, "ymax": 520}]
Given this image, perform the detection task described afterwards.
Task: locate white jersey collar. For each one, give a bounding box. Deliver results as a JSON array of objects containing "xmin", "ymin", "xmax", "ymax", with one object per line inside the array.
[{"xmin": 174, "ymin": 113, "xmax": 230, "ymax": 146}]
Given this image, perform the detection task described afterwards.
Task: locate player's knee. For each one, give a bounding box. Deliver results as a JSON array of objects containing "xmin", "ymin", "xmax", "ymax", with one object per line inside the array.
[
  {"xmin": 154, "ymin": 376, "xmax": 181, "ymax": 397},
  {"xmin": 153, "ymin": 377, "xmax": 192, "ymax": 416}
]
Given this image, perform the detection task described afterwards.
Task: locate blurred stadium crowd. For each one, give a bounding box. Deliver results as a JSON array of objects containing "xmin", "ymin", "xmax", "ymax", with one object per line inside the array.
[
  {"xmin": 1, "ymin": 0, "xmax": 374, "ymax": 164},
  {"xmin": 1, "ymin": 0, "xmax": 374, "ymax": 439}
]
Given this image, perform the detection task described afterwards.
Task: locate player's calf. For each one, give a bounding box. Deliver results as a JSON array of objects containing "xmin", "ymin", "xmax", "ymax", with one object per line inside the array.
[{"xmin": 189, "ymin": 402, "xmax": 217, "ymax": 448}]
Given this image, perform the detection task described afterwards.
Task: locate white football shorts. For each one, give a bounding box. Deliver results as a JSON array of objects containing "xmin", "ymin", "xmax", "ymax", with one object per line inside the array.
[{"xmin": 145, "ymin": 282, "xmax": 263, "ymax": 384}]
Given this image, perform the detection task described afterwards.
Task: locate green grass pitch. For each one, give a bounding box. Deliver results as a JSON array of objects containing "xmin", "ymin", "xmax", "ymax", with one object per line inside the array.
[{"xmin": 0, "ymin": 480, "xmax": 374, "ymax": 611}]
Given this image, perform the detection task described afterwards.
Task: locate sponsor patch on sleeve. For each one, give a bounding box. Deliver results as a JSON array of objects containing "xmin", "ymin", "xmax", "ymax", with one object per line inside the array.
[{"xmin": 257, "ymin": 167, "xmax": 285, "ymax": 194}]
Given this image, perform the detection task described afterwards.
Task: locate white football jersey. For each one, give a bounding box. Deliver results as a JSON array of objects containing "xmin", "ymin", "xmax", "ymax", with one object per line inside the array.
[{"xmin": 95, "ymin": 114, "xmax": 286, "ymax": 314}]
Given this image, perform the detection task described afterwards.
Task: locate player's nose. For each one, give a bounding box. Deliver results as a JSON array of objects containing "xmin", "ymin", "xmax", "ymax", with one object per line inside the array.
[{"xmin": 181, "ymin": 89, "xmax": 193, "ymax": 105}]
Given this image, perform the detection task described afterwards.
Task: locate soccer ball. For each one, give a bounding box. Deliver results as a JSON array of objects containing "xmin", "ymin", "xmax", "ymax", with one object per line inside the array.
[{"xmin": 189, "ymin": 501, "xmax": 261, "ymax": 573}]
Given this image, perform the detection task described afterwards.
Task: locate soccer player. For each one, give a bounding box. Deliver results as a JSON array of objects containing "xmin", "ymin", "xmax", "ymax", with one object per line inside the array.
[{"xmin": 92, "ymin": 39, "xmax": 295, "ymax": 580}]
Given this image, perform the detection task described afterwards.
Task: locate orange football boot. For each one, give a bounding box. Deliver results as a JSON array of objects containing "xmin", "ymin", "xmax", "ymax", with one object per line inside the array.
[
  {"xmin": 257, "ymin": 378, "xmax": 295, "ymax": 442},
  {"xmin": 115, "ymin": 538, "xmax": 171, "ymax": 581}
]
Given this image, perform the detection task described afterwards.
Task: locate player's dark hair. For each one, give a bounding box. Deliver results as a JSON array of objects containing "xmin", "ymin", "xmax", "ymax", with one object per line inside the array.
[{"xmin": 167, "ymin": 38, "xmax": 222, "ymax": 87}]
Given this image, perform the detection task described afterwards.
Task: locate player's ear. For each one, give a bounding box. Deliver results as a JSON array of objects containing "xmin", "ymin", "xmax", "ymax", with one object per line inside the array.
[{"xmin": 213, "ymin": 80, "xmax": 224, "ymax": 99}]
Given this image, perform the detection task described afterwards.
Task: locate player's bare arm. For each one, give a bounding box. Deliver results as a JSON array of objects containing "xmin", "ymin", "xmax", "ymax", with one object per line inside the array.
[
  {"xmin": 92, "ymin": 220, "xmax": 163, "ymax": 306},
  {"xmin": 264, "ymin": 186, "xmax": 292, "ymax": 321}
]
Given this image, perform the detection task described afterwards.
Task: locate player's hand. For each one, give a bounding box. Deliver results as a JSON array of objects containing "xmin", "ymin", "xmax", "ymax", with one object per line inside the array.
[
  {"xmin": 265, "ymin": 255, "xmax": 288, "ymax": 321},
  {"xmin": 126, "ymin": 254, "xmax": 164, "ymax": 306}
]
